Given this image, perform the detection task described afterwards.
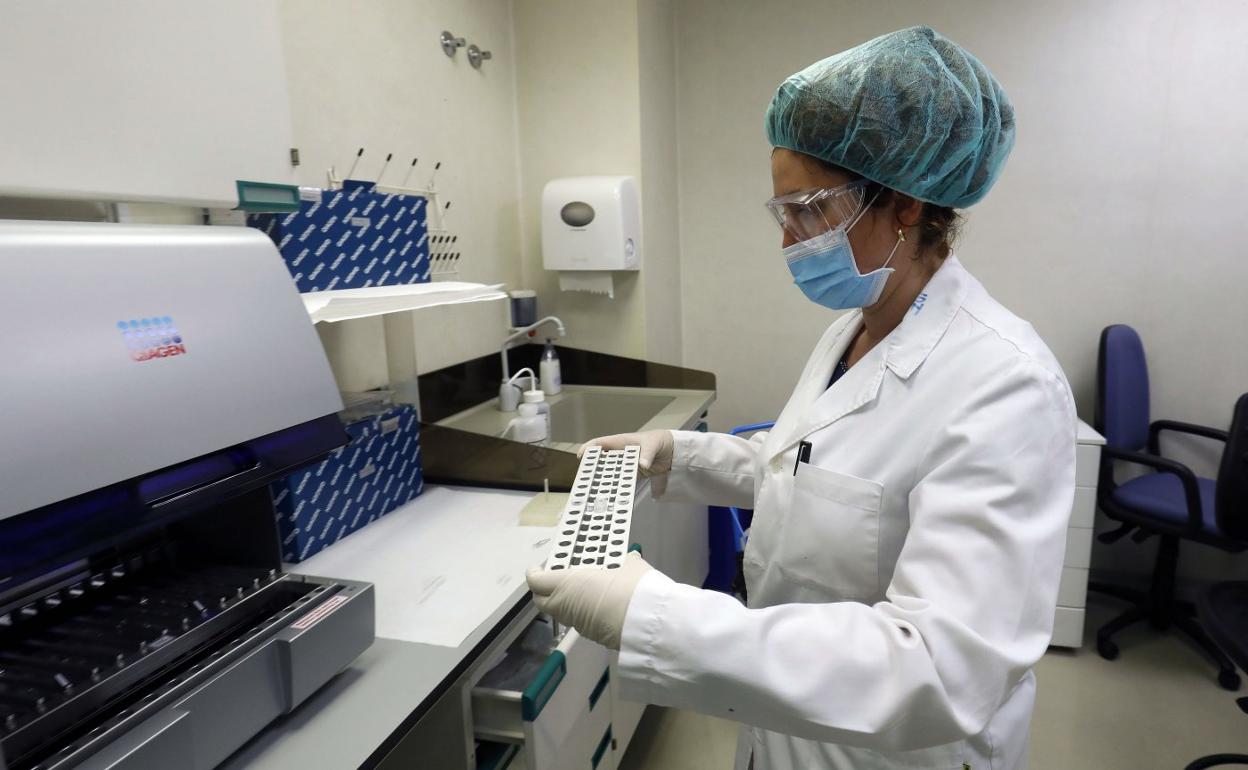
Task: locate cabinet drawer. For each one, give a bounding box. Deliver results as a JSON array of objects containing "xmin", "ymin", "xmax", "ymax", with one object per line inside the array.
[
  {"xmin": 1051, "ymin": 606, "xmax": 1085, "ymax": 649},
  {"xmin": 1075, "ymin": 444, "xmax": 1102, "ymax": 487},
  {"xmin": 1068, "ymin": 486, "xmax": 1096, "ymax": 528},
  {"xmin": 551, "ymin": 692, "xmax": 614, "ymax": 770},
  {"xmin": 472, "ymin": 619, "xmax": 611, "ymax": 753},
  {"xmin": 610, "ymin": 658, "xmax": 646, "ymax": 756},
  {"xmin": 1064, "ymin": 526, "xmax": 1093, "ymax": 569},
  {"xmin": 1057, "ymin": 566, "xmax": 1089, "ymax": 608}
]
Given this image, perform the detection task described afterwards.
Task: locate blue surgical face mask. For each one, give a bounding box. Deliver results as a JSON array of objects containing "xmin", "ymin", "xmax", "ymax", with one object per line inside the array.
[{"xmin": 783, "ymin": 197, "xmax": 903, "ymax": 310}]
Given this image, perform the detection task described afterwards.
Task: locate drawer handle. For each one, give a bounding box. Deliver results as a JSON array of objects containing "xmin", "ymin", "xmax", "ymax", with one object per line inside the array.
[
  {"xmin": 589, "ymin": 668, "xmax": 610, "ymax": 710},
  {"xmin": 591, "ymin": 725, "xmax": 614, "ymax": 769},
  {"xmin": 522, "ymin": 650, "xmax": 566, "ymax": 722}
]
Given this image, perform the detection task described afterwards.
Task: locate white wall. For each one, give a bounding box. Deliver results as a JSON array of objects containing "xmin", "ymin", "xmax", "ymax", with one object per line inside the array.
[
  {"xmin": 285, "ymin": 0, "xmax": 686, "ymax": 379},
  {"xmin": 512, "ymin": 0, "xmax": 682, "ymax": 365},
  {"xmin": 278, "ymin": 0, "xmax": 523, "ymax": 383},
  {"xmin": 637, "ymin": 0, "xmax": 683, "ymax": 366},
  {"xmin": 1, "ymin": 1, "xmax": 524, "ymax": 384},
  {"xmin": 672, "ymin": 0, "xmax": 1248, "ymax": 580},
  {"xmin": 513, "ymin": 0, "xmax": 647, "ymax": 358},
  {"xmin": 675, "ymin": 0, "xmax": 1248, "ymax": 442}
]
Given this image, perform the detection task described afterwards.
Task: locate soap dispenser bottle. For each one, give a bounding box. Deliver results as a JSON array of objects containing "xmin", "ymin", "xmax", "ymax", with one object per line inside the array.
[{"xmin": 540, "ymin": 339, "xmax": 562, "ymax": 395}]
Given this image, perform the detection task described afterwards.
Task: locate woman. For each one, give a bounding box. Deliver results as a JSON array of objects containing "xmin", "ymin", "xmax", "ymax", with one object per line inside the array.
[{"xmin": 528, "ymin": 27, "xmax": 1075, "ymax": 770}]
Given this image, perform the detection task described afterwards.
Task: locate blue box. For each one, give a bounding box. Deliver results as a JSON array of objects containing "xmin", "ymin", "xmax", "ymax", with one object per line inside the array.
[
  {"xmin": 247, "ymin": 180, "xmax": 430, "ymax": 293},
  {"xmin": 272, "ymin": 404, "xmax": 423, "ymax": 562}
]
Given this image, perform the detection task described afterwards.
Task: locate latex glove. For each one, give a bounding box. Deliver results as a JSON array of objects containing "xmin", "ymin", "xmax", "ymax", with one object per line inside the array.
[
  {"xmin": 579, "ymin": 430, "xmax": 674, "ymax": 477},
  {"xmin": 526, "ymin": 552, "xmax": 653, "ymax": 650}
]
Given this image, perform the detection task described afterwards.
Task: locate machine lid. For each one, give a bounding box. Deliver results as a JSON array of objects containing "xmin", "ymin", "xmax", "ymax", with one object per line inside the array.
[{"xmin": 0, "ymin": 220, "xmax": 344, "ymax": 519}]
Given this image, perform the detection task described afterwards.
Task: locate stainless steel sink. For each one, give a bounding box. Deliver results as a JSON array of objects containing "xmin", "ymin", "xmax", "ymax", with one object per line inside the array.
[
  {"xmin": 432, "ymin": 384, "xmax": 711, "ymax": 451},
  {"xmin": 546, "ymin": 391, "xmax": 674, "ymax": 443}
]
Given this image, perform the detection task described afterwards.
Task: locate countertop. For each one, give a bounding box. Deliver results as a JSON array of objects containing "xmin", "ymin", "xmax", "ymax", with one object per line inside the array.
[
  {"xmin": 1077, "ymin": 418, "xmax": 1105, "ymax": 445},
  {"xmin": 220, "ymin": 485, "xmax": 553, "ymax": 769}
]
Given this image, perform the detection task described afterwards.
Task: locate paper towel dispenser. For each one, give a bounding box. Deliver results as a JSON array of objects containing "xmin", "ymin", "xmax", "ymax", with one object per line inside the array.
[{"xmin": 542, "ymin": 176, "xmax": 641, "ymax": 272}]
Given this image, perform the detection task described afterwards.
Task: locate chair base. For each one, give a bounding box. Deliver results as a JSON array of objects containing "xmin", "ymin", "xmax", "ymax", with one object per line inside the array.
[
  {"xmin": 1185, "ymin": 754, "xmax": 1248, "ymax": 769},
  {"xmin": 1088, "ymin": 535, "xmax": 1241, "ymax": 692},
  {"xmin": 1090, "ymin": 593, "xmax": 1241, "ymax": 691}
]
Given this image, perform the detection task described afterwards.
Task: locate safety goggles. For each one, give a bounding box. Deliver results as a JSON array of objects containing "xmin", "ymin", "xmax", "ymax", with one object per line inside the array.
[{"xmin": 765, "ymin": 179, "xmax": 870, "ymax": 242}]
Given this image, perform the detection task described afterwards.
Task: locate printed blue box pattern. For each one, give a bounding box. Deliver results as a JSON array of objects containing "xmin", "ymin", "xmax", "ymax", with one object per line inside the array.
[
  {"xmin": 272, "ymin": 404, "xmax": 423, "ymax": 562},
  {"xmin": 247, "ymin": 180, "xmax": 431, "ymax": 293}
]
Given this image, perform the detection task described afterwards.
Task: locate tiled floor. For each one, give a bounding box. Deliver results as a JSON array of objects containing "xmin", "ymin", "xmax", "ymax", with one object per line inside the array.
[{"xmin": 618, "ymin": 597, "xmax": 1247, "ymax": 769}]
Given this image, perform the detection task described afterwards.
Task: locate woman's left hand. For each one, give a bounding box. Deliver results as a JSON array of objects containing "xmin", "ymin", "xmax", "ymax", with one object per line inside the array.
[{"xmin": 526, "ymin": 552, "xmax": 653, "ymax": 650}]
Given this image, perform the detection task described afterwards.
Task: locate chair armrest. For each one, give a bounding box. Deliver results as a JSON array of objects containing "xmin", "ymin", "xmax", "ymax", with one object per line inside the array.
[
  {"xmin": 1102, "ymin": 445, "xmax": 1205, "ymax": 534},
  {"xmin": 1148, "ymin": 420, "xmax": 1229, "ymax": 454}
]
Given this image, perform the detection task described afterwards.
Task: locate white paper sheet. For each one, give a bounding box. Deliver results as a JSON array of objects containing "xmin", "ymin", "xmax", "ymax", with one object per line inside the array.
[
  {"xmin": 557, "ymin": 271, "xmax": 614, "ymax": 298},
  {"xmin": 288, "ymin": 486, "xmax": 555, "ymax": 648},
  {"xmin": 301, "ymin": 282, "xmax": 507, "ymax": 323}
]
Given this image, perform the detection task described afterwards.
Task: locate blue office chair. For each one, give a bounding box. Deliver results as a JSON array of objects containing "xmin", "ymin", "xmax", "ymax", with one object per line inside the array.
[
  {"xmin": 1185, "ymin": 582, "xmax": 1248, "ymax": 768},
  {"xmin": 1090, "ymin": 324, "xmax": 1248, "ymax": 690}
]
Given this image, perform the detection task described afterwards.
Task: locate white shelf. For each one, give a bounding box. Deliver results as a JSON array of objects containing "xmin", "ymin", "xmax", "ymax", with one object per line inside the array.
[{"xmin": 301, "ymin": 282, "xmax": 507, "ymax": 324}]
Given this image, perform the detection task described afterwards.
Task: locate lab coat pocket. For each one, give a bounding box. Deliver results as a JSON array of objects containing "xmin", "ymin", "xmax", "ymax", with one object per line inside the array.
[{"xmin": 777, "ymin": 464, "xmax": 882, "ymax": 601}]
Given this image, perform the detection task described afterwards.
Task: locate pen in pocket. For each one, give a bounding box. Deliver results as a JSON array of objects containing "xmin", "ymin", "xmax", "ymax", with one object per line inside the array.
[{"xmin": 793, "ymin": 440, "xmax": 812, "ymax": 475}]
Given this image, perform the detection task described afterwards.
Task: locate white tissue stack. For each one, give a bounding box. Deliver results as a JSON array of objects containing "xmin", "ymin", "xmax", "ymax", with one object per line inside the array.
[{"xmin": 557, "ymin": 271, "xmax": 615, "ymax": 298}]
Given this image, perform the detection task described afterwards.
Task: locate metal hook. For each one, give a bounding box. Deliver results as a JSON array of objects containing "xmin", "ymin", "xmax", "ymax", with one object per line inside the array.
[
  {"xmin": 440, "ymin": 31, "xmax": 466, "ymax": 58},
  {"xmin": 467, "ymin": 44, "xmax": 493, "ymax": 69}
]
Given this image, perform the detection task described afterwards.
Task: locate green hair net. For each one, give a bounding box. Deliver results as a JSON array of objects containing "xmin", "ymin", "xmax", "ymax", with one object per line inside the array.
[{"xmin": 765, "ymin": 26, "xmax": 1015, "ymax": 209}]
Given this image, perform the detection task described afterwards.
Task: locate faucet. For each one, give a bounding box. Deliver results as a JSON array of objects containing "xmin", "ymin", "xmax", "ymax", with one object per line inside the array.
[{"xmin": 501, "ymin": 316, "xmax": 566, "ymax": 382}]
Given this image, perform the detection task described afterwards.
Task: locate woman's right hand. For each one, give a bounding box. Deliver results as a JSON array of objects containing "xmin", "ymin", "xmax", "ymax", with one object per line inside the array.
[{"xmin": 579, "ymin": 431, "xmax": 674, "ymax": 477}]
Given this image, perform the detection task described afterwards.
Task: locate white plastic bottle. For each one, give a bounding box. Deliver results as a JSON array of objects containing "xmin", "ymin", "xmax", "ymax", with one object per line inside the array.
[
  {"xmin": 523, "ymin": 389, "xmax": 551, "ymax": 439},
  {"xmin": 498, "ymin": 367, "xmax": 536, "ymax": 412},
  {"xmin": 506, "ymin": 402, "xmax": 549, "ymax": 446},
  {"xmin": 540, "ymin": 339, "xmax": 562, "ymax": 395}
]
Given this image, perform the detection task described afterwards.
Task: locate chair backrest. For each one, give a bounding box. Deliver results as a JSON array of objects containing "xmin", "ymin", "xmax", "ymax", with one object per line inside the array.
[
  {"xmin": 1216, "ymin": 393, "xmax": 1248, "ymax": 540},
  {"xmin": 729, "ymin": 421, "xmax": 776, "ymax": 438},
  {"xmin": 1095, "ymin": 324, "xmax": 1151, "ymax": 451}
]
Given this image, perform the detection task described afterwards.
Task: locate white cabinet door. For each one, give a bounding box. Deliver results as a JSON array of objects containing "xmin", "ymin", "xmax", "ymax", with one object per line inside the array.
[
  {"xmin": 628, "ymin": 486, "xmax": 662, "ymax": 571},
  {"xmin": 472, "ymin": 623, "xmax": 613, "ymax": 770},
  {"xmin": 609, "ymin": 657, "xmax": 646, "ymax": 759},
  {"xmin": 0, "ymin": 1, "xmax": 295, "ymax": 208},
  {"xmin": 607, "ymin": 483, "xmax": 707, "ymax": 763},
  {"xmin": 634, "ymin": 481, "xmax": 709, "ymax": 588},
  {"xmin": 1051, "ymin": 421, "xmax": 1104, "ymax": 649}
]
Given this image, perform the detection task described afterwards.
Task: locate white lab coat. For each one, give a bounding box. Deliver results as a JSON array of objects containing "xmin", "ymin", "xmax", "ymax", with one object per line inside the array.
[{"xmin": 617, "ymin": 257, "xmax": 1076, "ymax": 770}]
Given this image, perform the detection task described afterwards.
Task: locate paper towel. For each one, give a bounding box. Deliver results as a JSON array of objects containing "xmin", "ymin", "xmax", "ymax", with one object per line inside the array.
[{"xmin": 557, "ymin": 271, "xmax": 614, "ymax": 298}]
